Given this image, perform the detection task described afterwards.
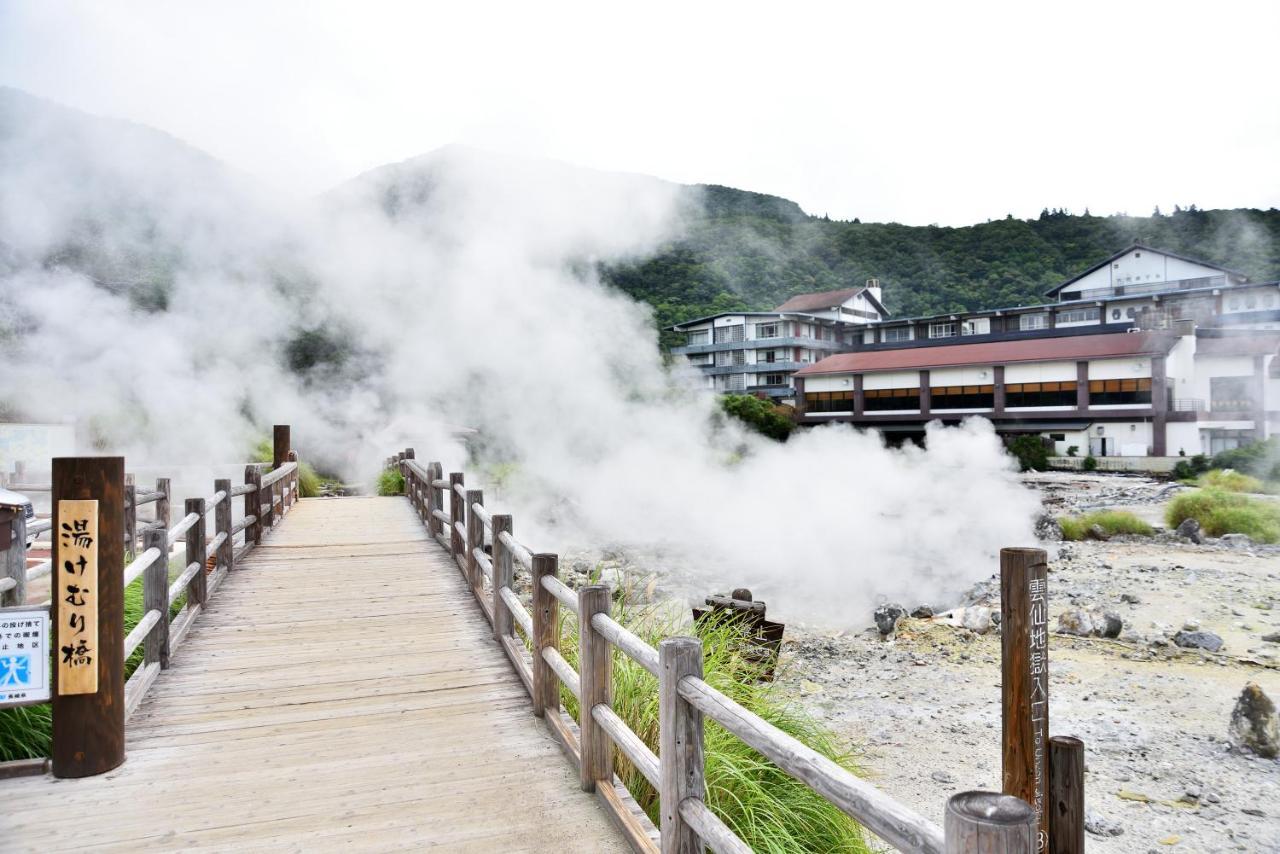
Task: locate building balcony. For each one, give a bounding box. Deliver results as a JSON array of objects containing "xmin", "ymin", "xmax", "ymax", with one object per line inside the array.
[
  {"xmin": 696, "ymin": 361, "xmax": 809, "ymax": 376},
  {"xmin": 672, "ymin": 336, "xmax": 846, "ymax": 356},
  {"xmin": 1063, "ymin": 275, "xmax": 1227, "ymax": 302}
]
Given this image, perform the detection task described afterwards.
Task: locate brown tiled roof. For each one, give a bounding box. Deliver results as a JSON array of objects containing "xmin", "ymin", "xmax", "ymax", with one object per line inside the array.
[
  {"xmin": 774, "ymin": 287, "xmax": 864, "ymax": 312},
  {"xmin": 795, "ymin": 332, "xmax": 1174, "ymax": 376}
]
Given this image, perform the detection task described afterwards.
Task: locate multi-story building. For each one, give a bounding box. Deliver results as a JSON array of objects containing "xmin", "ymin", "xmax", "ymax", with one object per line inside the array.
[
  {"xmin": 668, "ymin": 242, "xmax": 1280, "ymax": 457},
  {"xmin": 667, "ymin": 284, "xmax": 888, "ymax": 401}
]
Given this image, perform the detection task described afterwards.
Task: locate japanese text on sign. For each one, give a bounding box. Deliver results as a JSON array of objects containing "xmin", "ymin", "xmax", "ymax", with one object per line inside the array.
[
  {"xmin": 0, "ymin": 607, "xmax": 50, "ymax": 706},
  {"xmin": 1028, "ymin": 574, "xmax": 1049, "ymax": 851},
  {"xmin": 56, "ymin": 499, "xmax": 98, "ymax": 695}
]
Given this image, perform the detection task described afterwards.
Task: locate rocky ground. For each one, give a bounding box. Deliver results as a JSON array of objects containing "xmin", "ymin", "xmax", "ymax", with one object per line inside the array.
[
  {"xmin": 559, "ymin": 471, "xmax": 1279, "ymax": 852},
  {"xmin": 780, "ymin": 472, "xmax": 1280, "ymax": 853}
]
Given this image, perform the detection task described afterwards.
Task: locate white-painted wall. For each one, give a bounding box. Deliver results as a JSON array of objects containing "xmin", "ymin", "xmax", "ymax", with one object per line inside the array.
[
  {"xmin": 1223, "ymin": 285, "xmax": 1280, "ymax": 314},
  {"xmin": 863, "ymin": 370, "xmax": 922, "ymax": 390},
  {"xmin": 1088, "ymin": 358, "xmax": 1151, "ymax": 380},
  {"xmin": 1066, "ymin": 247, "xmax": 1225, "ymax": 294},
  {"xmin": 929, "ymin": 366, "xmax": 994, "ymax": 386},
  {"xmin": 803, "ymin": 375, "xmax": 854, "ymax": 393},
  {"xmin": 1166, "ymin": 422, "xmax": 1201, "ymax": 457},
  {"xmin": 1190, "ymin": 355, "xmax": 1255, "ymax": 403},
  {"xmin": 1004, "ymin": 361, "xmax": 1077, "ymax": 383}
]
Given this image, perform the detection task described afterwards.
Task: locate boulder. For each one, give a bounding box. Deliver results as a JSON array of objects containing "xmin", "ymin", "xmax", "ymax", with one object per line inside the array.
[
  {"xmin": 1097, "ymin": 611, "xmax": 1124, "ymax": 639},
  {"xmin": 1173, "ymin": 629, "xmax": 1224, "ymax": 652},
  {"xmin": 1084, "ymin": 810, "xmax": 1124, "ymax": 837},
  {"xmin": 1086, "ymin": 523, "xmax": 1111, "ymax": 541},
  {"xmin": 1263, "ymin": 631, "xmax": 1280, "ymax": 644},
  {"xmin": 1221, "ymin": 533, "xmax": 1254, "ymax": 548},
  {"xmin": 1228, "ymin": 683, "xmax": 1278, "ymax": 758},
  {"xmin": 910, "ymin": 604, "xmax": 935, "ymax": 619},
  {"xmin": 1034, "ymin": 513, "xmax": 1063, "ymax": 542},
  {"xmin": 1119, "ymin": 592, "xmax": 1141, "ymax": 605},
  {"xmin": 873, "ymin": 603, "xmax": 906, "ymax": 636},
  {"xmin": 1175, "ymin": 517, "xmax": 1202, "ymax": 543},
  {"xmin": 1056, "ymin": 609, "xmax": 1095, "ymax": 637},
  {"xmin": 961, "ymin": 606, "xmax": 993, "ymax": 635}
]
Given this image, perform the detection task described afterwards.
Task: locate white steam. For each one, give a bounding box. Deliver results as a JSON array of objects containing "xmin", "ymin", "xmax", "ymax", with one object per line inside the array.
[{"xmin": 0, "ymin": 92, "xmax": 1039, "ymax": 624}]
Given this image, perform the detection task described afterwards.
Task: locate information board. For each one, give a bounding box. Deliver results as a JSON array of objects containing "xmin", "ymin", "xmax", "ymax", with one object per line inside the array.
[{"xmin": 0, "ymin": 606, "xmax": 51, "ymax": 706}]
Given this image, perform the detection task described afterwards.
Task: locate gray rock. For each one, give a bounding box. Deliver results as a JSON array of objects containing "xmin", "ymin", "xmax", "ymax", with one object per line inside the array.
[
  {"xmin": 1175, "ymin": 517, "xmax": 1203, "ymax": 543},
  {"xmin": 1174, "ymin": 630, "xmax": 1224, "ymax": 652},
  {"xmin": 1034, "ymin": 513, "xmax": 1063, "ymax": 541},
  {"xmin": 910, "ymin": 604, "xmax": 935, "ymax": 619},
  {"xmin": 874, "ymin": 603, "xmax": 906, "ymax": 636},
  {"xmin": 1220, "ymin": 533, "xmax": 1253, "ymax": 547},
  {"xmin": 929, "ymin": 769, "xmax": 957, "ymax": 784},
  {"xmin": 1084, "ymin": 810, "xmax": 1124, "ymax": 837},
  {"xmin": 1228, "ymin": 682, "xmax": 1278, "ymax": 758},
  {"xmin": 1120, "ymin": 592, "xmax": 1141, "ymax": 605},
  {"xmin": 961, "ymin": 606, "xmax": 992, "ymax": 635},
  {"xmin": 1098, "ymin": 611, "xmax": 1124, "ymax": 639},
  {"xmin": 1056, "ymin": 609, "xmax": 1095, "ymax": 637},
  {"xmin": 1087, "ymin": 523, "xmax": 1111, "ymax": 541},
  {"xmin": 1263, "ymin": 631, "xmax": 1280, "ymax": 644}
]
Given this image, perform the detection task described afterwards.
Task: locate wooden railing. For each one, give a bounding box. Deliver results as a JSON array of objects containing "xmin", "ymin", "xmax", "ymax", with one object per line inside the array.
[
  {"xmin": 0, "ymin": 429, "xmax": 302, "ymax": 776},
  {"xmin": 392, "ymin": 449, "xmax": 1042, "ymax": 853}
]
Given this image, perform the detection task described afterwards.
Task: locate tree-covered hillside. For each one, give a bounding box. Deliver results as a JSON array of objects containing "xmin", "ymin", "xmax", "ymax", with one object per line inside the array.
[{"xmin": 608, "ymin": 190, "xmax": 1280, "ymax": 346}]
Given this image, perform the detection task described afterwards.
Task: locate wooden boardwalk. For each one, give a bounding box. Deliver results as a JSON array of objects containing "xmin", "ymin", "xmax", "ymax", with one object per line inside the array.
[{"xmin": 0, "ymin": 497, "xmax": 627, "ymax": 852}]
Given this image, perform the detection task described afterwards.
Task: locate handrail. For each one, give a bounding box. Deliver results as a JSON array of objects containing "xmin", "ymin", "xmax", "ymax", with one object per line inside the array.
[
  {"xmin": 498, "ymin": 530, "xmax": 532, "ymax": 571},
  {"xmin": 471, "ymin": 502, "xmax": 492, "ymax": 529},
  {"xmin": 123, "ymin": 547, "xmax": 163, "ymax": 588},
  {"xmin": 229, "ymin": 483, "xmax": 256, "ymax": 497},
  {"xmin": 131, "ymin": 489, "xmax": 165, "ymax": 506},
  {"xmin": 204, "ymin": 490, "xmax": 228, "ymax": 512},
  {"xmin": 540, "ymin": 574, "xmax": 579, "ymax": 615},
  {"xmin": 592, "ymin": 703, "xmax": 659, "ymax": 788},
  {"xmin": 231, "ymin": 514, "xmax": 257, "ymax": 535},
  {"xmin": 453, "ymin": 482, "xmax": 467, "ymax": 500},
  {"xmin": 168, "ymin": 561, "xmax": 203, "ymax": 605},
  {"xmin": 677, "ymin": 675, "xmax": 945, "ymax": 853},
  {"xmin": 542, "ymin": 647, "xmax": 581, "ymax": 700},
  {"xmin": 168, "ymin": 512, "xmax": 200, "ymax": 547},
  {"xmin": 205, "ymin": 531, "xmax": 228, "ymax": 560},
  {"xmin": 680, "ymin": 799, "xmax": 752, "ymax": 854},
  {"xmin": 472, "ymin": 548, "xmax": 493, "ymax": 580},
  {"xmin": 25, "ymin": 559, "xmax": 52, "ymax": 582},
  {"xmin": 591, "ymin": 612, "xmax": 659, "ymax": 676},
  {"xmin": 27, "ymin": 519, "xmax": 52, "ymax": 536},
  {"xmin": 260, "ymin": 460, "xmax": 297, "ymax": 487},
  {"xmin": 500, "ymin": 587, "xmax": 533, "ymax": 637},
  {"xmin": 122, "ymin": 609, "xmax": 162, "ymax": 661}
]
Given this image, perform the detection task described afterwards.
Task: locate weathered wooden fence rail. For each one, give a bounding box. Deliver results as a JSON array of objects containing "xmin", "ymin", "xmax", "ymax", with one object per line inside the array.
[
  {"xmin": 393, "ymin": 449, "xmax": 1047, "ymax": 854},
  {"xmin": 0, "ymin": 427, "xmax": 302, "ymax": 778}
]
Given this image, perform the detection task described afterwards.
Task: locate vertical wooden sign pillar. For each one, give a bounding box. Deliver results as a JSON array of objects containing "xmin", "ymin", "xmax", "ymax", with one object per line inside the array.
[
  {"xmin": 272, "ymin": 424, "xmax": 291, "ymax": 470},
  {"xmin": 51, "ymin": 456, "xmax": 125, "ymax": 778},
  {"xmin": 1001, "ymin": 547, "xmax": 1050, "ymax": 851}
]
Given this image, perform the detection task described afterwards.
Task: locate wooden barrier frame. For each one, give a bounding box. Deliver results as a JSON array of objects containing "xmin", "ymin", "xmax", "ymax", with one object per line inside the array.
[{"xmin": 396, "ymin": 451, "xmax": 1044, "ymax": 854}]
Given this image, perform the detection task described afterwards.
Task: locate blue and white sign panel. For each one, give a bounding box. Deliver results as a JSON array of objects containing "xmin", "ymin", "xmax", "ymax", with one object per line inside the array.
[{"xmin": 0, "ymin": 606, "xmax": 50, "ymax": 706}]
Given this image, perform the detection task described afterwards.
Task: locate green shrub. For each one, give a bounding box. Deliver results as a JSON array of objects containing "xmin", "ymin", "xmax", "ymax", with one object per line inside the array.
[
  {"xmin": 1066, "ymin": 445, "xmax": 1079, "ymax": 457},
  {"xmin": 1007, "ymin": 435, "xmax": 1049, "ymax": 471},
  {"xmin": 554, "ymin": 607, "xmax": 868, "ymax": 852},
  {"xmin": 1172, "ymin": 460, "xmax": 1196, "ymax": 481},
  {"xmin": 1212, "ymin": 437, "xmax": 1280, "ymax": 481},
  {"xmin": 1197, "ymin": 469, "xmax": 1268, "ymax": 494},
  {"xmin": 252, "ymin": 437, "xmax": 324, "ymax": 497},
  {"xmin": 1058, "ymin": 510, "xmax": 1154, "ymax": 541},
  {"xmin": 1167, "ymin": 489, "xmax": 1280, "ymax": 543},
  {"xmin": 1081, "ymin": 455, "xmax": 1098, "ymax": 472},
  {"xmin": 720, "ymin": 394, "xmax": 793, "ymax": 442},
  {"xmin": 376, "ymin": 468, "xmax": 404, "ymax": 496}
]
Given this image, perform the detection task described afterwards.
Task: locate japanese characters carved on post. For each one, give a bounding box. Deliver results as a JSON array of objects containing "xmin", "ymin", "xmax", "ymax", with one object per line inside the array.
[{"xmin": 56, "ymin": 499, "xmax": 98, "ymax": 695}]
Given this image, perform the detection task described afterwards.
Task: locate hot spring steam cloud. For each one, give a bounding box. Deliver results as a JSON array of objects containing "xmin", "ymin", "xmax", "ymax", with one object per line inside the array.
[{"xmin": 0, "ymin": 93, "xmax": 1039, "ymax": 623}]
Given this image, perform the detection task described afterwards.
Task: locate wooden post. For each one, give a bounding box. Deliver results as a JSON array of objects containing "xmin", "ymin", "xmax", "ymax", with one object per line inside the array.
[
  {"xmin": 260, "ymin": 467, "xmax": 275, "ymax": 533},
  {"xmin": 214, "ymin": 478, "xmax": 233, "ymax": 572},
  {"xmin": 578, "ymin": 584, "xmax": 613, "ymax": 793},
  {"xmin": 155, "ymin": 477, "xmax": 171, "ymax": 532},
  {"xmin": 244, "ymin": 465, "xmax": 262, "ymax": 546},
  {"xmin": 1001, "ymin": 547, "xmax": 1050, "ymax": 851},
  {"xmin": 660, "ymin": 636, "xmax": 705, "ymax": 854},
  {"xmin": 142, "ymin": 526, "xmax": 170, "ymax": 669},
  {"xmin": 51, "ymin": 456, "xmax": 125, "ymax": 778},
  {"xmin": 124, "ymin": 475, "xmax": 136, "ymax": 554},
  {"xmin": 945, "ymin": 791, "xmax": 1036, "ymax": 853},
  {"xmin": 286, "ymin": 450, "xmax": 299, "ymax": 510},
  {"xmin": 1047, "ymin": 737, "xmax": 1084, "ymax": 854},
  {"xmin": 2, "ymin": 512, "xmax": 26, "ymax": 606},
  {"xmin": 448, "ymin": 472, "xmax": 464, "ymax": 558},
  {"xmin": 531, "ymin": 553, "xmax": 559, "ymax": 718},
  {"xmin": 491, "ymin": 515, "xmax": 513, "ymax": 641},
  {"xmin": 272, "ymin": 424, "xmax": 291, "ymax": 470},
  {"xmin": 427, "ymin": 462, "xmax": 443, "ymax": 536},
  {"xmin": 465, "ymin": 488, "xmax": 483, "ymax": 597},
  {"xmin": 185, "ymin": 498, "xmax": 207, "ymax": 607}
]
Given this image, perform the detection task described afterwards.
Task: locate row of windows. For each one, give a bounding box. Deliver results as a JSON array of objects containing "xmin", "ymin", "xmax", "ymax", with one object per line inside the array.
[
  {"xmin": 864, "ymin": 388, "xmax": 921, "ymax": 411},
  {"xmin": 930, "ymin": 385, "xmax": 994, "ymax": 409},
  {"xmin": 805, "ymin": 391, "xmax": 854, "ymax": 412},
  {"xmin": 1007, "ymin": 381, "xmax": 1078, "ymax": 408},
  {"xmin": 1088, "ymin": 378, "xmax": 1152, "ymax": 405}
]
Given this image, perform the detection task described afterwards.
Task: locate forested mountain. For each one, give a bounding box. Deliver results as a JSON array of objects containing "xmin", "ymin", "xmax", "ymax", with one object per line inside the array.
[{"xmin": 607, "ymin": 187, "xmax": 1280, "ymax": 345}]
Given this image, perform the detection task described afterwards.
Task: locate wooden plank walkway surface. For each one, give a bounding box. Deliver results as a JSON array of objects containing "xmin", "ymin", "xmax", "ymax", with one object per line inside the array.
[{"xmin": 0, "ymin": 497, "xmax": 628, "ymax": 852}]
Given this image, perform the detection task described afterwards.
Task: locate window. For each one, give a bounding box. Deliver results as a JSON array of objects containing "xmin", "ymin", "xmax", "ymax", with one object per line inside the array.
[
  {"xmin": 714, "ymin": 324, "xmax": 745, "ymax": 343},
  {"xmin": 1088, "ymin": 378, "xmax": 1152, "ymax": 406},
  {"xmin": 962, "ymin": 318, "xmax": 990, "ymax": 336},
  {"xmin": 1019, "ymin": 313, "xmax": 1049, "ymax": 331},
  {"xmin": 804, "ymin": 391, "xmax": 854, "ymax": 412},
  {"xmin": 1049, "ymin": 433, "xmax": 1066, "ymax": 442},
  {"xmin": 1210, "ymin": 377, "xmax": 1253, "ymax": 412},
  {"xmin": 685, "ymin": 330, "xmax": 709, "ymax": 346},
  {"xmin": 762, "ymin": 373, "xmax": 786, "ymax": 386},
  {"xmin": 1006, "ymin": 381, "xmax": 1078, "ymax": 408},
  {"xmin": 929, "ymin": 385, "xmax": 994, "ymax": 409},
  {"xmin": 727, "ymin": 373, "xmax": 746, "ymax": 391},
  {"xmin": 755, "ymin": 322, "xmax": 780, "ymax": 339},
  {"xmin": 1057, "ymin": 307, "xmax": 1100, "ymax": 324},
  {"xmin": 883, "ymin": 326, "xmax": 914, "ymax": 342},
  {"xmin": 929, "ymin": 322, "xmax": 957, "ymax": 339},
  {"xmin": 1111, "ymin": 309, "xmax": 1122, "ymax": 320},
  {"xmin": 1061, "ymin": 292, "xmax": 1081, "ymax": 301},
  {"xmin": 864, "ymin": 388, "xmax": 922, "ymax": 411},
  {"xmin": 715, "ymin": 350, "xmax": 746, "ymax": 367},
  {"xmin": 758, "ymin": 349, "xmax": 778, "ymax": 363}
]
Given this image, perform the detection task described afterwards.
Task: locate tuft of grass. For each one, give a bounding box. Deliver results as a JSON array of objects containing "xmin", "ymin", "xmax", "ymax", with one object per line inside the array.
[
  {"xmin": 553, "ymin": 605, "xmax": 868, "ymax": 853},
  {"xmin": 1195, "ymin": 469, "xmax": 1270, "ymax": 495},
  {"xmin": 1058, "ymin": 510, "xmax": 1153, "ymax": 541},
  {"xmin": 252, "ymin": 437, "xmax": 323, "ymax": 497},
  {"xmin": 1167, "ymin": 489, "xmax": 1280, "ymax": 543},
  {"xmin": 376, "ymin": 468, "xmax": 404, "ymax": 496}
]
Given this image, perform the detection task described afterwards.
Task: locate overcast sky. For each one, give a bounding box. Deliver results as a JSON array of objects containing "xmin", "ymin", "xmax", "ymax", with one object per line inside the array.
[{"xmin": 1, "ymin": 1, "xmax": 1276, "ymax": 226}]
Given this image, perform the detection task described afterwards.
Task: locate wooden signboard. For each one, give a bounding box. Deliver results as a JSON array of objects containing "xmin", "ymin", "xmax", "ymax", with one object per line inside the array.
[{"xmin": 56, "ymin": 498, "xmax": 99, "ymax": 695}]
